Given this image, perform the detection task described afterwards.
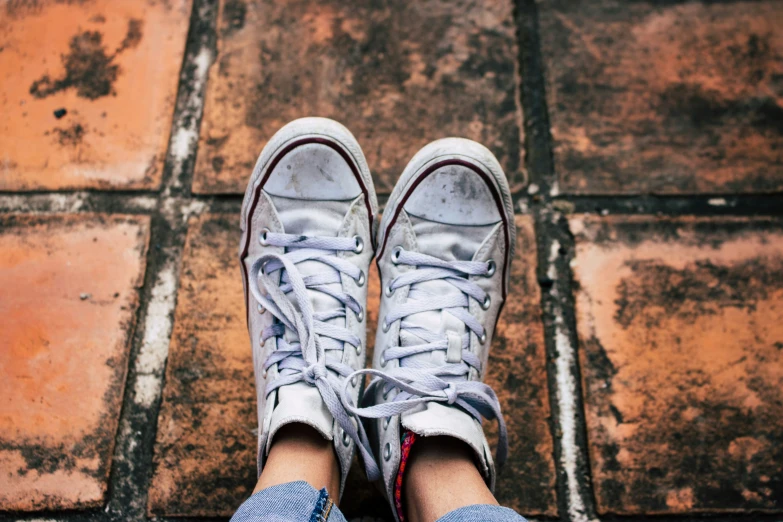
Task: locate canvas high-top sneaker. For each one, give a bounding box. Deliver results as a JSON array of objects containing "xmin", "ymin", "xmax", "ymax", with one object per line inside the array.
[
  {"xmin": 239, "ymin": 117, "xmax": 380, "ymax": 496},
  {"xmin": 343, "ymin": 138, "xmax": 516, "ymax": 520}
]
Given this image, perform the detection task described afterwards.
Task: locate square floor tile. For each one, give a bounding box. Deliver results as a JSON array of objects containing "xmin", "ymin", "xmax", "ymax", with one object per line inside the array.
[
  {"xmin": 0, "ymin": 0, "xmax": 191, "ymax": 191},
  {"xmin": 193, "ymin": 0, "xmax": 524, "ymax": 194},
  {"xmin": 0, "ymin": 214, "xmax": 150, "ymax": 510},
  {"xmin": 542, "ymin": 0, "xmax": 783, "ymax": 194},
  {"xmin": 571, "ymin": 216, "xmax": 783, "ymax": 514}
]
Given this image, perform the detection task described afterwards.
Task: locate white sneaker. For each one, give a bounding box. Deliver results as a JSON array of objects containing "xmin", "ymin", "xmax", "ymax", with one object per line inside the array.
[
  {"xmin": 239, "ymin": 117, "xmax": 380, "ymax": 496},
  {"xmin": 343, "ymin": 138, "xmax": 516, "ymax": 518}
]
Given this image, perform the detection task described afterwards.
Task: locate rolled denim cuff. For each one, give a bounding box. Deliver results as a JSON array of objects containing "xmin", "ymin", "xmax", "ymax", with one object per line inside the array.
[
  {"xmin": 230, "ymin": 480, "xmax": 346, "ymax": 522},
  {"xmin": 436, "ymin": 504, "xmax": 528, "ymax": 522}
]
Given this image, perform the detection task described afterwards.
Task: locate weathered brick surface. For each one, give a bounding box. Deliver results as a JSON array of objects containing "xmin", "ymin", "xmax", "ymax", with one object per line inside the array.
[
  {"xmin": 150, "ymin": 214, "xmax": 555, "ymax": 517},
  {"xmin": 0, "ymin": 0, "xmax": 191, "ymax": 191},
  {"xmin": 192, "ymin": 0, "xmax": 525, "ymax": 195},
  {"xmin": 148, "ymin": 214, "xmax": 255, "ymax": 516},
  {"xmin": 484, "ymin": 216, "xmax": 557, "ymax": 516},
  {"xmin": 571, "ymin": 216, "xmax": 783, "ymax": 514},
  {"xmin": 541, "ymin": 0, "xmax": 783, "ymax": 194},
  {"xmin": 0, "ymin": 214, "xmax": 150, "ymax": 511}
]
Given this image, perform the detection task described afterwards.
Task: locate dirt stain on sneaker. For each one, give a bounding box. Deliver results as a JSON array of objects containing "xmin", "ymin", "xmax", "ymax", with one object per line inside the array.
[{"xmin": 29, "ymin": 18, "xmax": 144, "ymax": 100}]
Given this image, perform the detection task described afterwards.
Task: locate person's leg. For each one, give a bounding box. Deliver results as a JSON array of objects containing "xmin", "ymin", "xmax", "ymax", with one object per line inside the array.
[
  {"xmin": 403, "ymin": 436, "xmax": 497, "ymax": 522},
  {"xmin": 231, "ymin": 425, "xmax": 346, "ymax": 522},
  {"xmin": 342, "ymin": 138, "xmax": 527, "ymax": 522},
  {"xmin": 253, "ymin": 424, "xmax": 340, "ymax": 496},
  {"xmin": 232, "ymin": 118, "xmax": 380, "ymax": 520}
]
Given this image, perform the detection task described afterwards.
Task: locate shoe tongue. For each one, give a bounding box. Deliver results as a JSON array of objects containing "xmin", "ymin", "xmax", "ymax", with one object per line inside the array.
[
  {"xmin": 268, "ymin": 195, "xmax": 353, "ymax": 351},
  {"xmin": 410, "ymin": 215, "xmax": 493, "ymax": 262},
  {"xmin": 269, "ymin": 195, "xmax": 350, "ymax": 236},
  {"xmin": 399, "ymin": 215, "xmax": 496, "ymax": 366}
]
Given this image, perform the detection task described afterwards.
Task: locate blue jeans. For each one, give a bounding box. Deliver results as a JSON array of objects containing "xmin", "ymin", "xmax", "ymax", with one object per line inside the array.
[{"xmin": 231, "ymin": 481, "xmax": 527, "ymax": 522}]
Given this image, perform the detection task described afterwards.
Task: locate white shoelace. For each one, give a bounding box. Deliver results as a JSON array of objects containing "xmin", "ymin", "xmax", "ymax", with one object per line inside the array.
[
  {"xmin": 343, "ymin": 247, "xmax": 508, "ymax": 469},
  {"xmin": 248, "ymin": 231, "xmax": 381, "ymax": 479}
]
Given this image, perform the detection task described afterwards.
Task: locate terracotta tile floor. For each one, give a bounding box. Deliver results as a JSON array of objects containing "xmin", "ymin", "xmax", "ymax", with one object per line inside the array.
[
  {"xmin": 0, "ymin": 0, "xmax": 191, "ymax": 191},
  {"xmin": 192, "ymin": 0, "xmax": 525, "ymax": 195},
  {"xmin": 571, "ymin": 217, "xmax": 783, "ymax": 514},
  {"xmin": 541, "ymin": 0, "xmax": 783, "ymax": 194},
  {"xmin": 1, "ymin": 0, "xmax": 782, "ymax": 520},
  {"xmin": 0, "ymin": 214, "xmax": 150, "ymax": 510}
]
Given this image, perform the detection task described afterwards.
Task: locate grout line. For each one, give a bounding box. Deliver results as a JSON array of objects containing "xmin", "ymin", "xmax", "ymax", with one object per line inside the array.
[
  {"xmin": 101, "ymin": 1, "xmax": 219, "ymax": 521},
  {"xmin": 0, "ymin": 193, "xmax": 89, "ymax": 213},
  {"xmin": 104, "ymin": 220, "xmax": 184, "ymax": 522},
  {"xmin": 535, "ymin": 209, "xmax": 599, "ymax": 522},
  {"xmin": 160, "ymin": 0, "xmax": 217, "ymax": 197},
  {"xmin": 560, "ymin": 194, "xmax": 783, "ymax": 217},
  {"xmin": 130, "ymin": 259, "xmax": 179, "ymax": 408},
  {"xmin": 513, "ymin": 0, "xmax": 600, "ymax": 519},
  {"xmin": 542, "ymin": 217, "xmax": 599, "ymax": 522},
  {"xmin": 0, "ymin": 192, "xmax": 159, "ymax": 214},
  {"xmin": 5, "ymin": 191, "xmax": 783, "ymax": 218}
]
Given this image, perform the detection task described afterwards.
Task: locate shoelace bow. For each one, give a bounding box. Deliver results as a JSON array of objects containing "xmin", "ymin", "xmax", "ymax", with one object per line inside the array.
[
  {"xmin": 248, "ymin": 231, "xmax": 381, "ymax": 480},
  {"xmin": 342, "ymin": 247, "xmax": 508, "ymax": 470}
]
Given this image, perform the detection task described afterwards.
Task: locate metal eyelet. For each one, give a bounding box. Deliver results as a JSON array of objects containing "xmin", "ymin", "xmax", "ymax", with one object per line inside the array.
[
  {"xmin": 258, "ymin": 228, "xmax": 270, "ymax": 246},
  {"xmin": 383, "ymin": 443, "xmax": 392, "ymax": 461},
  {"xmin": 380, "ymin": 354, "xmax": 387, "ymax": 367},
  {"xmin": 355, "ymin": 343, "xmax": 362, "ymax": 355},
  {"xmin": 382, "ymin": 417, "xmax": 390, "ymax": 430},
  {"xmin": 486, "ymin": 260, "xmax": 496, "ymax": 277},
  {"xmin": 391, "ymin": 246, "xmax": 403, "ymax": 264},
  {"xmin": 257, "ymin": 303, "xmax": 265, "ymax": 314},
  {"xmin": 355, "ymin": 307, "xmax": 364, "ymax": 322},
  {"xmin": 384, "ymin": 283, "xmax": 395, "ymax": 297},
  {"xmin": 382, "ymin": 318, "xmax": 391, "ymax": 332},
  {"xmin": 351, "ymin": 376, "xmax": 359, "ymax": 387},
  {"xmin": 342, "ymin": 429, "xmax": 351, "ymax": 446},
  {"xmin": 479, "ymin": 331, "xmax": 487, "ymax": 344},
  {"xmin": 356, "ymin": 270, "xmax": 365, "ymax": 287},
  {"xmin": 262, "ymin": 368, "xmax": 268, "ymax": 378},
  {"xmin": 353, "ymin": 235, "xmax": 364, "ymax": 254},
  {"xmin": 481, "ymin": 295, "xmax": 491, "ymax": 310}
]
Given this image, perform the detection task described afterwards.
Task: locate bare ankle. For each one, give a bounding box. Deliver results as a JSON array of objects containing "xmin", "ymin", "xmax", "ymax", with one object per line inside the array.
[
  {"xmin": 403, "ymin": 436, "xmax": 498, "ymax": 522},
  {"xmin": 254, "ymin": 424, "xmax": 341, "ymax": 500}
]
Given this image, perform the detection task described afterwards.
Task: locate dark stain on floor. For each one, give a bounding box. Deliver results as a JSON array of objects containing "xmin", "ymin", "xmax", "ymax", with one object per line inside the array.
[
  {"xmin": 575, "ymin": 217, "xmax": 783, "ymax": 514},
  {"xmin": 29, "ymin": 18, "xmax": 144, "ymax": 100},
  {"xmin": 194, "ymin": 0, "xmax": 524, "ymax": 194},
  {"xmin": 614, "ymin": 257, "xmax": 783, "ymax": 329},
  {"xmin": 542, "ymin": 0, "xmax": 783, "ymax": 194},
  {"xmin": 221, "ymin": 0, "xmax": 247, "ymax": 36},
  {"xmin": 54, "ymin": 123, "xmax": 86, "ymax": 146}
]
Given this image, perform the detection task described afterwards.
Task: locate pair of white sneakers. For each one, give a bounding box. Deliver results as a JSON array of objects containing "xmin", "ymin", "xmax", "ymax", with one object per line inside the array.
[{"xmin": 239, "ymin": 118, "xmax": 516, "ymax": 517}]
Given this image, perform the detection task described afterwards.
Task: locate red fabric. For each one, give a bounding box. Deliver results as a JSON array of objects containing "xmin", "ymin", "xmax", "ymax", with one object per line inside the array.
[{"xmin": 394, "ymin": 431, "xmax": 418, "ymax": 522}]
